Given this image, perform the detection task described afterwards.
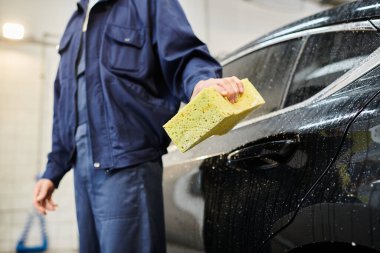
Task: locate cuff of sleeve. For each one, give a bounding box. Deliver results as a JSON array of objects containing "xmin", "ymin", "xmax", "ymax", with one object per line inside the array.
[{"xmin": 41, "ymin": 165, "xmax": 68, "ymax": 189}]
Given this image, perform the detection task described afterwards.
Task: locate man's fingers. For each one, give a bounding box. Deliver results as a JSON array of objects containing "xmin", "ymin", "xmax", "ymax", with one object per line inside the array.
[
  {"xmin": 219, "ymin": 78, "xmax": 238, "ymax": 103},
  {"xmin": 33, "ymin": 182, "xmax": 41, "ymax": 198},
  {"xmin": 33, "ymin": 199, "xmax": 47, "ymax": 215},
  {"xmin": 227, "ymin": 77, "xmax": 240, "ymax": 95},
  {"xmin": 215, "ymin": 83, "xmax": 228, "ymax": 96},
  {"xmin": 33, "ymin": 179, "xmax": 56, "ymax": 215},
  {"xmin": 191, "ymin": 77, "xmax": 244, "ymax": 103},
  {"xmin": 221, "ymin": 79, "xmax": 234, "ymax": 101},
  {"xmin": 36, "ymin": 183, "xmax": 49, "ymax": 201},
  {"xmin": 232, "ymin": 76, "xmax": 244, "ymax": 93},
  {"xmin": 33, "ymin": 182, "xmax": 46, "ymax": 214},
  {"xmin": 46, "ymin": 198, "xmax": 58, "ymax": 211}
]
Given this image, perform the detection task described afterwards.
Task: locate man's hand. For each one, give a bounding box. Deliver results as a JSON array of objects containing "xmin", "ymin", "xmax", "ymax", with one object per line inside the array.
[
  {"xmin": 33, "ymin": 179, "xmax": 57, "ymax": 215},
  {"xmin": 191, "ymin": 76, "xmax": 244, "ymax": 103}
]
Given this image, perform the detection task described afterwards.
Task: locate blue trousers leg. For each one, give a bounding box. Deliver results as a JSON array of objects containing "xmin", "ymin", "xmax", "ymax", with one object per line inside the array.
[
  {"xmin": 74, "ymin": 124, "xmax": 101, "ymax": 253},
  {"xmin": 73, "ymin": 124, "xmax": 166, "ymax": 253}
]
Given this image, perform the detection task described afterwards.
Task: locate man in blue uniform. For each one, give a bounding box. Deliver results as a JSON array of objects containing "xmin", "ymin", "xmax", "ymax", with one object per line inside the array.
[{"xmin": 33, "ymin": 0, "xmax": 243, "ymax": 252}]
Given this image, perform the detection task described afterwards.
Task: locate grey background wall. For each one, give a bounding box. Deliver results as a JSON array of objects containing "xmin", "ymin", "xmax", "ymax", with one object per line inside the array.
[{"xmin": 0, "ymin": 0, "xmax": 326, "ymax": 252}]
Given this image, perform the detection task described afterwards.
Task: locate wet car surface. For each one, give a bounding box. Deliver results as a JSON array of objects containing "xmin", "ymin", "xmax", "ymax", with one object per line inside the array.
[{"xmin": 163, "ymin": 1, "xmax": 380, "ymax": 252}]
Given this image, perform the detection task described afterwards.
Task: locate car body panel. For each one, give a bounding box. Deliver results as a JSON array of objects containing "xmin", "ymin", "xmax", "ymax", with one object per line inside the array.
[
  {"xmin": 200, "ymin": 74, "xmax": 380, "ymax": 252},
  {"xmin": 164, "ymin": 79, "xmax": 380, "ymax": 251},
  {"xmin": 271, "ymin": 69, "xmax": 380, "ymax": 251},
  {"xmin": 164, "ymin": 159, "xmax": 204, "ymax": 250},
  {"xmin": 162, "ymin": 1, "xmax": 380, "ymax": 252}
]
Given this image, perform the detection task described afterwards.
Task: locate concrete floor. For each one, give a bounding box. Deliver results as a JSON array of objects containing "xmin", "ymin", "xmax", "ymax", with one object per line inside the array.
[
  {"xmin": 13, "ymin": 244, "xmax": 204, "ymax": 253},
  {"xmin": 167, "ymin": 244, "xmax": 204, "ymax": 253}
]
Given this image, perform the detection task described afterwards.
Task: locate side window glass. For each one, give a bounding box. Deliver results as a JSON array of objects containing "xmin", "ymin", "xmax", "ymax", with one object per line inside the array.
[
  {"xmin": 223, "ymin": 39, "xmax": 301, "ymax": 119},
  {"xmin": 284, "ymin": 31, "xmax": 380, "ymax": 107}
]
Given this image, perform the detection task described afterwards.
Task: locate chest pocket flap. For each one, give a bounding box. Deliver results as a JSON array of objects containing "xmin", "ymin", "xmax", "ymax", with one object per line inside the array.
[
  {"xmin": 58, "ymin": 32, "xmax": 73, "ymax": 54},
  {"xmin": 105, "ymin": 25, "xmax": 145, "ymax": 49}
]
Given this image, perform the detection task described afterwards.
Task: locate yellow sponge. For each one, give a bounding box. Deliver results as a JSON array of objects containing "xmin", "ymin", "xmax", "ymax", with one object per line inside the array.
[{"xmin": 163, "ymin": 78, "xmax": 265, "ymax": 152}]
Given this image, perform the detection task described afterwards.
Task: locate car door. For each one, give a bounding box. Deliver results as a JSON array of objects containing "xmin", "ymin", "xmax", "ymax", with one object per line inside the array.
[
  {"xmin": 270, "ymin": 61, "xmax": 380, "ymax": 253},
  {"xmin": 163, "ymin": 37, "xmax": 303, "ymax": 251},
  {"xmin": 200, "ymin": 23, "xmax": 380, "ymax": 253}
]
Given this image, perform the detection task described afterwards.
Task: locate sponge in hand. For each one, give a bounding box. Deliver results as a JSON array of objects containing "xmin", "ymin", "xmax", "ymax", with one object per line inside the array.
[{"xmin": 163, "ymin": 78, "xmax": 265, "ymax": 152}]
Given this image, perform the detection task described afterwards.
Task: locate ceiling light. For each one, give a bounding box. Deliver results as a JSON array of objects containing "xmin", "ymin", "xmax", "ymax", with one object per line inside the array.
[{"xmin": 2, "ymin": 23, "xmax": 25, "ymax": 40}]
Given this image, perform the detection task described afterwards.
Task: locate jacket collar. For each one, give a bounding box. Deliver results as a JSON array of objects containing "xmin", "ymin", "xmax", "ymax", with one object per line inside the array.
[
  {"xmin": 77, "ymin": 0, "xmax": 86, "ymax": 11},
  {"xmin": 77, "ymin": 0, "xmax": 112, "ymax": 11}
]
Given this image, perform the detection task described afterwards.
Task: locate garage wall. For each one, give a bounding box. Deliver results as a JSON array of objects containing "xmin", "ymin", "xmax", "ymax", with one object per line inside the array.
[
  {"xmin": 0, "ymin": 41, "xmax": 78, "ymax": 252},
  {"xmin": 0, "ymin": 0, "xmax": 326, "ymax": 252},
  {"xmin": 0, "ymin": 1, "xmax": 78, "ymax": 252},
  {"xmin": 180, "ymin": 0, "xmax": 327, "ymax": 56}
]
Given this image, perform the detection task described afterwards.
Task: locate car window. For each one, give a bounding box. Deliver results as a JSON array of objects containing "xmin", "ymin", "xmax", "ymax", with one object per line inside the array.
[
  {"xmin": 223, "ymin": 39, "xmax": 302, "ymax": 119},
  {"xmin": 284, "ymin": 31, "xmax": 380, "ymax": 107}
]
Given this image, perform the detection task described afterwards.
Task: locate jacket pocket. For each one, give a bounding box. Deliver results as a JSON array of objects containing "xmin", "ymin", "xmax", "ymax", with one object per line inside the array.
[
  {"xmin": 58, "ymin": 32, "xmax": 73, "ymax": 54},
  {"xmin": 103, "ymin": 24, "xmax": 145, "ymax": 72}
]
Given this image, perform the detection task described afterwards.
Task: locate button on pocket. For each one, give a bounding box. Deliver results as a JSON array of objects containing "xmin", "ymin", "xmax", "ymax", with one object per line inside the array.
[{"xmin": 103, "ymin": 25, "xmax": 145, "ymax": 72}]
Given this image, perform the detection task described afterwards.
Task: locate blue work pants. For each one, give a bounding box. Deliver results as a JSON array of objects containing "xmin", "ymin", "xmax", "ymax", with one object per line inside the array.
[{"xmin": 73, "ymin": 123, "xmax": 166, "ymax": 253}]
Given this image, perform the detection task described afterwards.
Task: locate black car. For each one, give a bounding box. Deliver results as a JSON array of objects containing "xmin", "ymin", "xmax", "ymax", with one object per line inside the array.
[{"xmin": 163, "ymin": 1, "xmax": 380, "ymax": 252}]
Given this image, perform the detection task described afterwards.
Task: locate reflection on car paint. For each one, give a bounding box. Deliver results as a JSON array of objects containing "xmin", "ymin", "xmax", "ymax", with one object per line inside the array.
[{"xmin": 173, "ymin": 169, "xmax": 204, "ymax": 234}]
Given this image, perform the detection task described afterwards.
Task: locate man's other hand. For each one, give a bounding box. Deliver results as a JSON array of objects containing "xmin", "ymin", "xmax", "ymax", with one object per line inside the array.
[
  {"xmin": 191, "ymin": 76, "xmax": 244, "ymax": 103},
  {"xmin": 33, "ymin": 179, "xmax": 57, "ymax": 215}
]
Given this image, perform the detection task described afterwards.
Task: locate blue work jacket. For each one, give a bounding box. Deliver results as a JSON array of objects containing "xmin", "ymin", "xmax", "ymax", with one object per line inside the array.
[{"xmin": 43, "ymin": 0, "xmax": 222, "ymax": 187}]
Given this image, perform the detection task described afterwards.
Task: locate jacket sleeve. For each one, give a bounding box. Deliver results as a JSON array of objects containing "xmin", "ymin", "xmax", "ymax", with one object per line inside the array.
[
  {"xmin": 151, "ymin": 0, "xmax": 222, "ymax": 103},
  {"xmin": 41, "ymin": 71, "xmax": 73, "ymax": 188}
]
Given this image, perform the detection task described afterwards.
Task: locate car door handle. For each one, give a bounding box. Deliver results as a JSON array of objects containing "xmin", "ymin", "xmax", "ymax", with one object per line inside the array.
[{"xmin": 227, "ymin": 139, "xmax": 299, "ymax": 169}]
